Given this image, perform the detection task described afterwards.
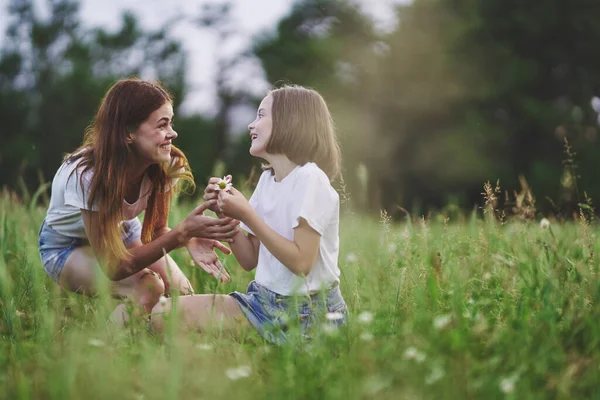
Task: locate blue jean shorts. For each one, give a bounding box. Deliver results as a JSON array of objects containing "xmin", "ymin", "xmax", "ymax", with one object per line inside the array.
[
  {"xmin": 229, "ymin": 280, "xmax": 348, "ymax": 344},
  {"xmin": 38, "ymin": 218, "xmax": 142, "ymax": 283}
]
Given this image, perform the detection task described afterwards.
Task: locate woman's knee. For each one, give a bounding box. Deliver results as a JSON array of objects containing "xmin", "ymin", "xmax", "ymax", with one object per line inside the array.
[{"xmin": 137, "ymin": 269, "xmax": 166, "ymax": 307}]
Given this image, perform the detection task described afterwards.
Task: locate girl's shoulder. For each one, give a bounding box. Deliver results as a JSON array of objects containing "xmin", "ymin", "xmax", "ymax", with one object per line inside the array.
[{"xmin": 296, "ymin": 162, "xmax": 331, "ymax": 186}]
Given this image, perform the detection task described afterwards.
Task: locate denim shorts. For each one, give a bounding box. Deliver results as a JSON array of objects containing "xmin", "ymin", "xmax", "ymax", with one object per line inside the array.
[
  {"xmin": 229, "ymin": 280, "xmax": 348, "ymax": 344},
  {"xmin": 38, "ymin": 218, "xmax": 142, "ymax": 283}
]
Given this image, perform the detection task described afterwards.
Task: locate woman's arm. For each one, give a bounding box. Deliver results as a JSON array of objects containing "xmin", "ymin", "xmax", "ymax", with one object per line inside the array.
[{"xmin": 82, "ymin": 200, "xmax": 238, "ymax": 281}]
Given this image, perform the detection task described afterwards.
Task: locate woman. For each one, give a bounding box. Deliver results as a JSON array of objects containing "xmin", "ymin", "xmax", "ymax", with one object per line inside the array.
[{"xmin": 38, "ymin": 78, "xmax": 239, "ymax": 315}]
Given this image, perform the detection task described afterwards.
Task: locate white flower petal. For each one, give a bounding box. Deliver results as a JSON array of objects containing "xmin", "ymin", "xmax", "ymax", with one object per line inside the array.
[
  {"xmin": 326, "ymin": 312, "xmax": 344, "ymax": 321},
  {"xmin": 345, "ymin": 252, "xmax": 358, "ymax": 264},
  {"xmin": 88, "ymin": 339, "xmax": 105, "ymax": 347},
  {"xmin": 357, "ymin": 311, "xmax": 374, "ymax": 324},
  {"xmin": 433, "ymin": 314, "xmax": 452, "ymax": 330},
  {"xmin": 540, "ymin": 218, "xmax": 551, "ymax": 230}
]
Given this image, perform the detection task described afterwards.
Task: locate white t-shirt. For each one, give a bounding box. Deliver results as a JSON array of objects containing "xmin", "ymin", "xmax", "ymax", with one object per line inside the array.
[
  {"xmin": 45, "ymin": 157, "xmax": 154, "ymax": 238},
  {"xmin": 239, "ymin": 162, "xmax": 340, "ymax": 296}
]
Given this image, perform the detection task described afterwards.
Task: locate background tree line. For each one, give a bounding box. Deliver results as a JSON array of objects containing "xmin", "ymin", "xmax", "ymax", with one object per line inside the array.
[{"xmin": 2, "ymin": 0, "xmax": 600, "ymax": 218}]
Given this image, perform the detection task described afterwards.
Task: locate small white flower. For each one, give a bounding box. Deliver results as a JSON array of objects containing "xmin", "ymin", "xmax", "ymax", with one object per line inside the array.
[
  {"xmin": 433, "ymin": 314, "xmax": 452, "ymax": 330},
  {"xmin": 345, "ymin": 252, "xmax": 358, "ymax": 264},
  {"xmin": 159, "ymin": 295, "xmax": 168, "ymax": 307},
  {"xmin": 591, "ymin": 96, "xmax": 600, "ymax": 113},
  {"xmin": 483, "ymin": 272, "xmax": 492, "ymax": 281},
  {"xmin": 360, "ymin": 332, "xmax": 374, "ymax": 341},
  {"xmin": 326, "ymin": 312, "xmax": 344, "ymax": 321},
  {"xmin": 540, "ymin": 218, "xmax": 551, "ymax": 230},
  {"xmin": 225, "ymin": 365, "xmax": 251, "ymax": 380},
  {"xmin": 404, "ymin": 347, "xmax": 426, "ymax": 363},
  {"xmin": 214, "ymin": 176, "xmax": 232, "ymax": 192},
  {"xmin": 499, "ymin": 376, "xmax": 518, "ymax": 394},
  {"xmin": 357, "ymin": 311, "xmax": 374, "ymax": 324},
  {"xmin": 88, "ymin": 339, "xmax": 105, "ymax": 347},
  {"xmin": 425, "ymin": 366, "xmax": 445, "ymax": 385},
  {"xmin": 387, "ymin": 243, "xmax": 398, "ymax": 253},
  {"xmin": 195, "ymin": 343, "xmax": 213, "ymax": 351}
]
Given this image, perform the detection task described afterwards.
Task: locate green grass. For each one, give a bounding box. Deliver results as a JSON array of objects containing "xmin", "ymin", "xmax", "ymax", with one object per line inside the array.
[{"xmin": 2, "ymin": 189, "xmax": 600, "ymax": 399}]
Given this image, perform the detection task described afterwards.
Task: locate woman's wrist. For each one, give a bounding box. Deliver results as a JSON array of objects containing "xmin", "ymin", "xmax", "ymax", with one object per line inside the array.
[{"xmin": 173, "ymin": 221, "xmax": 190, "ymax": 246}]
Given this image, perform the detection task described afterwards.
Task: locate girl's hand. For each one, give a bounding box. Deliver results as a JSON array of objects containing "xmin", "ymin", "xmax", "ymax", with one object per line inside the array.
[
  {"xmin": 179, "ymin": 200, "xmax": 239, "ymax": 242},
  {"xmin": 186, "ymin": 237, "xmax": 232, "ymax": 282},
  {"xmin": 204, "ymin": 175, "xmax": 232, "ymax": 216},
  {"xmin": 217, "ymin": 188, "xmax": 253, "ymax": 222}
]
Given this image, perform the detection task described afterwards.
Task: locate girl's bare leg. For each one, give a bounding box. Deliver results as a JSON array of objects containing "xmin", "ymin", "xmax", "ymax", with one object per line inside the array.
[{"xmin": 151, "ymin": 294, "xmax": 250, "ymax": 337}]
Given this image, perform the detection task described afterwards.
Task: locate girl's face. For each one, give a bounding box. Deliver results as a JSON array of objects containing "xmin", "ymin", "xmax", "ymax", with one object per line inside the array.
[
  {"xmin": 248, "ymin": 94, "xmax": 273, "ymax": 158},
  {"xmin": 129, "ymin": 102, "xmax": 177, "ymax": 165}
]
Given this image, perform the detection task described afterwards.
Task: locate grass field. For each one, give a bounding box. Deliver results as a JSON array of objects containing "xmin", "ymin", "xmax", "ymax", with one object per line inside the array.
[{"xmin": 1, "ymin": 189, "xmax": 600, "ymax": 399}]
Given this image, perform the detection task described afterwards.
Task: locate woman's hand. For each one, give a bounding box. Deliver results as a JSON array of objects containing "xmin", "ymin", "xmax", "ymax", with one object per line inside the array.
[
  {"xmin": 186, "ymin": 238, "xmax": 232, "ymax": 282},
  {"xmin": 178, "ymin": 200, "xmax": 239, "ymax": 242},
  {"xmin": 204, "ymin": 175, "xmax": 232, "ymax": 216},
  {"xmin": 217, "ymin": 188, "xmax": 254, "ymax": 222}
]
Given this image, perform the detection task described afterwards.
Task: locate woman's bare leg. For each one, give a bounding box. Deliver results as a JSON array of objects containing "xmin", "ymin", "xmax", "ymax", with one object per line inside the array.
[
  {"xmin": 58, "ymin": 245, "xmax": 165, "ymax": 314},
  {"xmin": 151, "ymin": 294, "xmax": 250, "ymax": 337},
  {"xmin": 127, "ymin": 239, "xmax": 194, "ymax": 296}
]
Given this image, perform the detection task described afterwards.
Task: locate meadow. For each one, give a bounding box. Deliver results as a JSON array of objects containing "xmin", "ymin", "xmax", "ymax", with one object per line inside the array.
[{"xmin": 1, "ymin": 188, "xmax": 600, "ymax": 400}]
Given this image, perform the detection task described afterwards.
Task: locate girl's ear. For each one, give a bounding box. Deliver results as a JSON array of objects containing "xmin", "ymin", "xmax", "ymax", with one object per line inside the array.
[{"xmin": 126, "ymin": 133, "xmax": 135, "ymax": 144}]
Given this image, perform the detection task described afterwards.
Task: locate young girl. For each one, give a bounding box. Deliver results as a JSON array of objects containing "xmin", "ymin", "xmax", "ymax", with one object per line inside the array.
[
  {"xmin": 151, "ymin": 85, "xmax": 348, "ymax": 343},
  {"xmin": 38, "ymin": 78, "xmax": 239, "ymax": 315}
]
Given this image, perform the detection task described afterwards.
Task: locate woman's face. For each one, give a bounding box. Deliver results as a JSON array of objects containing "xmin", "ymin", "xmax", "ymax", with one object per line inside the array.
[
  {"xmin": 129, "ymin": 102, "xmax": 177, "ymax": 165},
  {"xmin": 247, "ymin": 94, "xmax": 273, "ymax": 158}
]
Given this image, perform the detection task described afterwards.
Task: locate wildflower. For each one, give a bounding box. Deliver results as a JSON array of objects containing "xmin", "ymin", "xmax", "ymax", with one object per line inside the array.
[
  {"xmin": 214, "ymin": 176, "xmax": 232, "ymax": 192},
  {"xmin": 326, "ymin": 312, "xmax": 344, "ymax": 321},
  {"xmin": 540, "ymin": 218, "xmax": 550, "ymax": 230},
  {"xmin": 404, "ymin": 347, "xmax": 426, "ymax": 363},
  {"xmin": 357, "ymin": 311, "xmax": 374, "ymax": 324},
  {"xmin": 425, "ymin": 366, "xmax": 445, "ymax": 385},
  {"xmin": 345, "ymin": 252, "xmax": 358, "ymax": 264},
  {"xmin": 360, "ymin": 332, "xmax": 374, "ymax": 341},
  {"xmin": 433, "ymin": 314, "xmax": 452, "ymax": 330},
  {"xmin": 196, "ymin": 343, "xmax": 213, "ymax": 351},
  {"xmin": 499, "ymin": 376, "xmax": 518, "ymax": 394},
  {"xmin": 159, "ymin": 295, "xmax": 168, "ymax": 307},
  {"xmin": 225, "ymin": 365, "xmax": 251, "ymax": 381},
  {"xmin": 88, "ymin": 339, "xmax": 105, "ymax": 347},
  {"xmin": 483, "ymin": 272, "xmax": 491, "ymax": 281}
]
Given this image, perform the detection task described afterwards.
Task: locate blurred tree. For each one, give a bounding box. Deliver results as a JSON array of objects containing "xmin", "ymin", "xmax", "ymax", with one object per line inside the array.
[
  {"xmin": 0, "ymin": 0, "xmax": 215, "ymax": 197},
  {"xmin": 252, "ymin": 0, "xmax": 600, "ymax": 217},
  {"xmin": 252, "ymin": 0, "xmax": 379, "ymax": 207}
]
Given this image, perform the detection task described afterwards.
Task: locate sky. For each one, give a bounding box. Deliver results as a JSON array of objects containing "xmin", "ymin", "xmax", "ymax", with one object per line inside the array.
[{"xmin": 0, "ymin": 0, "xmax": 402, "ymax": 120}]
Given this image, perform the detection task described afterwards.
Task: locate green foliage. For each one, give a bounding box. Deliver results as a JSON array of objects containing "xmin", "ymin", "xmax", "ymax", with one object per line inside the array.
[{"xmin": 3, "ymin": 192, "xmax": 600, "ymax": 398}]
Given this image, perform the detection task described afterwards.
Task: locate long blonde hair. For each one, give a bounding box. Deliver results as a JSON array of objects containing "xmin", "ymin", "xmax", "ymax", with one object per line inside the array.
[
  {"xmin": 265, "ymin": 85, "xmax": 341, "ymax": 180},
  {"xmin": 66, "ymin": 78, "xmax": 194, "ymax": 263}
]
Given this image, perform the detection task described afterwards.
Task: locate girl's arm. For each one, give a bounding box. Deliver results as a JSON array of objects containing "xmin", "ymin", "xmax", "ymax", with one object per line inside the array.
[
  {"xmin": 244, "ymin": 212, "xmax": 320, "ymax": 276},
  {"xmin": 218, "ymin": 188, "xmax": 320, "ymax": 276},
  {"xmin": 229, "ymin": 230, "xmax": 260, "ymax": 271},
  {"xmin": 82, "ymin": 200, "xmax": 238, "ymax": 281}
]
